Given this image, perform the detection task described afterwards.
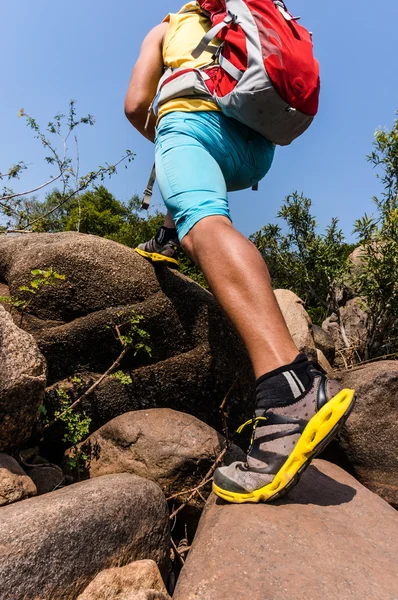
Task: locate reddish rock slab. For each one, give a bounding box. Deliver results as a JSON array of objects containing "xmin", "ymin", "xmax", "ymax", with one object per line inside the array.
[{"xmin": 173, "ymin": 459, "xmax": 398, "ymax": 600}]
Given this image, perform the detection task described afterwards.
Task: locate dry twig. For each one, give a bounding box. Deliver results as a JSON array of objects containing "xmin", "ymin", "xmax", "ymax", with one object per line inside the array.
[
  {"xmin": 219, "ymin": 375, "xmax": 240, "ymax": 447},
  {"xmin": 170, "ymin": 537, "xmax": 185, "ymax": 567},
  {"xmin": 168, "ymin": 446, "xmax": 228, "ymax": 520}
]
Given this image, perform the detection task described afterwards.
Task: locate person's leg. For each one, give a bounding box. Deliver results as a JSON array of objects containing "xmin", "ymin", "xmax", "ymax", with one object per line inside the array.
[
  {"xmin": 180, "ymin": 213, "xmax": 355, "ymax": 503},
  {"xmin": 142, "ymin": 111, "xmax": 356, "ymax": 503},
  {"xmin": 181, "ymin": 216, "xmax": 297, "ymax": 377}
]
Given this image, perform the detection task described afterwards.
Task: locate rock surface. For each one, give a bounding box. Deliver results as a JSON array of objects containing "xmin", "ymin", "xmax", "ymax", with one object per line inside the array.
[
  {"xmin": 0, "ymin": 233, "xmax": 254, "ymax": 432},
  {"xmin": 0, "ymin": 453, "xmax": 37, "ymax": 506},
  {"xmin": 0, "ymin": 473, "xmax": 170, "ymax": 600},
  {"xmin": 312, "ymin": 323, "xmax": 335, "ymax": 363},
  {"xmin": 0, "ymin": 305, "xmax": 47, "ymax": 451},
  {"xmin": 25, "ymin": 463, "xmax": 65, "ymax": 495},
  {"xmin": 316, "ymin": 348, "xmax": 334, "ymax": 374},
  {"xmin": 173, "ymin": 460, "xmax": 398, "ymax": 600},
  {"xmin": 77, "ymin": 560, "xmax": 171, "ymax": 600},
  {"xmin": 274, "ymin": 289, "xmax": 316, "ymax": 361},
  {"xmin": 67, "ymin": 408, "xmax": 245, "ymax": 507},
  {"xmin": 0, "ymin": 235, "xmax": 323, "ymax": 438},
  {"xmin": 133, "ymin": 594, "xmax": 170, "ymax": 600},
  {"xmin": 322, "ymin": 299, "xmax": 368, "ymax": 368},
  {"xmin": 337, "ymin": 361, "xmax": 398, "ymax": 507}
]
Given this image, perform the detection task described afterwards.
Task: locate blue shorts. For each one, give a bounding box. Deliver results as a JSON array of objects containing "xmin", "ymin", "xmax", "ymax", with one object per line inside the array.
[{"xmin": 155, "ymin": 111, "xmax": 275, "ymax": 240}]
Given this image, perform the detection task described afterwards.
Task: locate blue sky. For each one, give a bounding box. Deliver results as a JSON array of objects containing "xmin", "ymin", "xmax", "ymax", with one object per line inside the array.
[{"xmin": 1, "ymin": 0, "xmax": 397, "ymax": 240}]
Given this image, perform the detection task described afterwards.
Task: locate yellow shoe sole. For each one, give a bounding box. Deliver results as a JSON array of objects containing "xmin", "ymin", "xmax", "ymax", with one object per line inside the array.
[
  {"xmin": 134, "ymin": 247, "xmax": 179, "ymax": 268},
  {"xmin": 213, "ymin": 388, "xmax": 356, "ymax": 504}
]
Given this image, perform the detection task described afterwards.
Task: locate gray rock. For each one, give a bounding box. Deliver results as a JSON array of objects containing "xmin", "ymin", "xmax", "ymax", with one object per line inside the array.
[
  {"xmin": 312, "ymin": 323, "xmax": 335, "ymax": 363},
  {"xmin": 337, "ymin": 361, "xmax": 398, "ymax": 507},
  {"xmin": 77, "ymin": 560, "xmax": 171, "ymax": 600},
  {"xmin": 0, "ymin": 453, "xmax": 37, "ymax": 506},
  {"xmin": 274, "ymin": 289, "xmax": 317, "ymax": 361},
  {"xmin": 25, "ymin": 463, "xmax": 65, "ymax": 495},
  {"xmin": 0, "ymin": 305, "xmax": 46, "ymax": 451},
  {"xmin": 66, "ymin": 408, "xmax": 245, "ymax": 510},
  {"xmin": 0, "ymin": 282, "xmax": 11, "ymax": 312},
  {"xmin": 316, "ymin": 348, "xmax": 334, "ymax": 375},
  {"xmin": 0, "ymin": 473, "xmax": 170, "ymax": 600},
  {"xmin": 174, "ymin": 460, "xmax": 398, "ymax": 600}
]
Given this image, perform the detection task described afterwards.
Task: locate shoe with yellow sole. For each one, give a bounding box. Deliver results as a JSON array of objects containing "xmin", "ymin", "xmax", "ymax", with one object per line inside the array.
[
  {"xmin": 213, "ymin": 371, "xmax": 355, "ymax": 504},
  {"xmin": 135, "ymin": 229, "xmax": 180, "ymax": 268}
]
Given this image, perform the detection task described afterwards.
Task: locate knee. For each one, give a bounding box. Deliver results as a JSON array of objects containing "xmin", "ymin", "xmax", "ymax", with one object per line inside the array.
[{"xmin": 181, "ymin": 215, "xmax": 232, "ymax": 261}]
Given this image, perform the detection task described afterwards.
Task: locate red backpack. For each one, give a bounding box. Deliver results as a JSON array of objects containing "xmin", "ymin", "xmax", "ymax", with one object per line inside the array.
[{"xmin": 155, "ymin": 0, "xmax": 320, "ymax": 146}]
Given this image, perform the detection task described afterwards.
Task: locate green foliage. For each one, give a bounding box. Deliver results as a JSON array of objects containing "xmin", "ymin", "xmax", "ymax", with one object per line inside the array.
[
  {"xmin": 117, "ymin": 310, "xmax": 152, "ymax": 357},
  {"xmin": 352, "ymin": 113, "xmax": 398, "ymax": 358},
  {"xmin": 250, "ymin": 192, "xmax": 354, "ymax": 323},
  {"xmin": 111, "ymin": 370, "xmax": 133, "ymax": 385},
  {"xmin": 54, "ymin": 387, "xmax": 91, "ymax": 471},
  {"xmin": 55, "ymin": 387, "xmax": 91, "ymax": 445},
  {"xmin": 1, "ymin": 268, "xmax": 66, "ymax": 322}
]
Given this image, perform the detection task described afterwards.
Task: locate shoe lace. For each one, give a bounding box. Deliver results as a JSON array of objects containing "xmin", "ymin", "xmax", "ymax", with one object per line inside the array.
[
  {"xmin": 235, "ymin": 416, "xmax": 268, "ymax": 452},
  {"xmin": 235, "ymin": 416, "xmax": 268, "ymax": 435}
]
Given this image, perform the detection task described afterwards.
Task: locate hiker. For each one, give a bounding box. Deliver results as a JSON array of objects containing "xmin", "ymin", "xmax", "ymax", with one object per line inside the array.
[{"xmin": 124, "ymin": 1, "xmax": 355, "ymax": 503}]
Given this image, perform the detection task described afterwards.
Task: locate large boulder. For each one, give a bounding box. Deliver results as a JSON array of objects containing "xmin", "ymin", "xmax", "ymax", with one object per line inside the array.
[
  {"xmin": 0, "ymin": 453, "xmax": 36, "ymax": 506},
  {"xmin": 0, "ymin": 233, "xmax": 254, "ymax": 433},
  {"xmin": 0, "ymin": 473, "xmax": 170, "ymax": 600},
  {"xmin": 173, "ymin": 460, "xmax": 398, "ymax": 600},
  {"xmin": 336, "ymin": 361, "xmax": 398, "ymax": 507},
  {"xmin": 0, "ymin": 305, "xmax": 47, "ymax": 451},
  {"xmin": 77, "ymin": 560, "xmax": 171, "ymax": 600},
  {"xmin": 274, "ymin": 289, "xmax": 316, "ymax": 361},
  {"xmin": 66, "ymin": 408, "xmax": 245, "ymax": 508}
]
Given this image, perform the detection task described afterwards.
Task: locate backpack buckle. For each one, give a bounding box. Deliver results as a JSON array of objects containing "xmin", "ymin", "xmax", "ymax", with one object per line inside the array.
[{"xmin": 273, "ymin": 1, "xmax": 300, "ymax": 21}]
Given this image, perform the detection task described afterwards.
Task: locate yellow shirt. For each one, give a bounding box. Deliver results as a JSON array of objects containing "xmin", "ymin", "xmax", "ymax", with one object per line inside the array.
[{"xmin": 158, "ymin": 2, "xmax": 221, "ymax": 121}]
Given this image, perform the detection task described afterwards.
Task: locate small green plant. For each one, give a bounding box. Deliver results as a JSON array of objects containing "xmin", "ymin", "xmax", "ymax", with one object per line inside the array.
[
  {"xmin": 55, "ymin": 387, "xmax": 91, "ymax": 444},
  {"xmin": 0, "ymin": 267, "xmax": 66, "ymax": 325},
  {"xmin": 116, "ymin": 310, "xmax": 152, "ymax": 357},
  {"xmin": 54, "ymin": 387, "xmax": 91, "ymax": 472},
  {"xmin": 43, "ymin": 310, "xmax": 152, "ymax": 459},
  {"xmin": 111, "ymin": 310, "xmax": 152, "ymax": 356},
  {"xmin": 39, "ymin": 403, "xmax": 48, "ymax": 423},
  {"xmin": 111, "ymin": 370, "xmax": 133, "ymax": 385}
]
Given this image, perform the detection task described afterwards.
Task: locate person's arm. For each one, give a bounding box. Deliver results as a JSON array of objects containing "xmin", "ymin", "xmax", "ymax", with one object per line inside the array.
[{"xmin": 124, "ymin": 22, "xmax": 168, "ymax": 142}]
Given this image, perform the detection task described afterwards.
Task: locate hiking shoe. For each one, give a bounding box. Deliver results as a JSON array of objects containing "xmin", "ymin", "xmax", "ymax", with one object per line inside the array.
[
  {"xmin": 213, "ymin": 371, "xmax": 355, "ymax": 503},
  {"xmin": 135, "ymin": 236, "xmax": 180, "ymax": 268}
]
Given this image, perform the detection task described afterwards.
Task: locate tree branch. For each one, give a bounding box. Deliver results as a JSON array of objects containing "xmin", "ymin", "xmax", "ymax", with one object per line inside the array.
[{"xmin": 1, "ymin": 173, "xmax": 63, "ymax": 202}]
